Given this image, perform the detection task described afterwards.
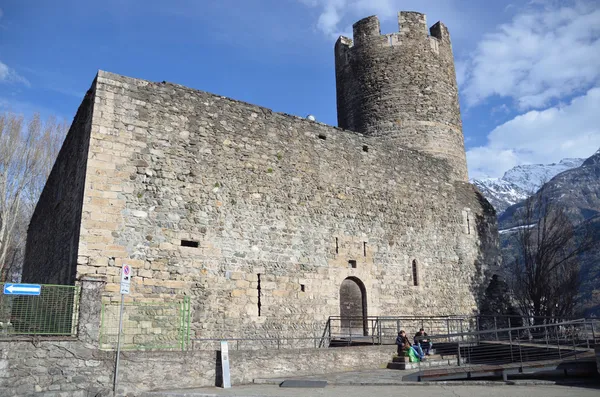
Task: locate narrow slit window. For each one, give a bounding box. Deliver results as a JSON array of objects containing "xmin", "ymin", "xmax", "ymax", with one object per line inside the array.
[
  {"xmin": 181, "ymin": 240, "xmax": 199, "ymax": 248},
  {"xmin": 300, "ymin": 284, "xmax": 305, "ymax": 292},
  {"xmin": 257, "ymin": 273, "xmax": 262, "ymax": 316},
  {"xmin": 467, "ymin": 214, "xmax": 471, "ymax": 234},
  {"xmin": 412, "ymin": 260, "xmax": 419, "ymax": 286},
  {"xmin": 349, "ymin": 260, "xmax": 357, "ymax": 269},
  {"xmin": 363, "ymin": 242, "xmax": 367, "ymax": 257},
  {"xmin": 335, "ymin": 237, "xmax": 339, "ymax": 254}
]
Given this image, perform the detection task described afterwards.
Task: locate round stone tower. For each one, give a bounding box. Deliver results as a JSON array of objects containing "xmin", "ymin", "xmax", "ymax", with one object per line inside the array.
[{"xmin": 335, "ymin": 11, "xmax": 468, "ymax": 181}]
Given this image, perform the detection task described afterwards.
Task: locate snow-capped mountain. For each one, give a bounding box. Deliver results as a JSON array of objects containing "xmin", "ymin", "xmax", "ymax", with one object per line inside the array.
[
  {"xmin": 501, "ymin": 158, "xmax": 585, "ymax": 191},
  {"xmin": 471, "ymin": 158, "xmax": 585, "ymax": 215},
  {"xmin": 471, "ymin": 178, "xmax": 529, "ymax": 215}
]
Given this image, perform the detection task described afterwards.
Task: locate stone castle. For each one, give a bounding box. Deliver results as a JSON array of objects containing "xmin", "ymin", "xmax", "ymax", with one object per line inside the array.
[{"xmin": 22, "ymin": 11, "xmax": 498, "ymax": 340}]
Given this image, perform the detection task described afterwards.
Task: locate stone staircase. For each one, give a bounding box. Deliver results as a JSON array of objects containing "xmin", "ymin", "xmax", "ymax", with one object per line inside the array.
[{"xmin": 387, "ymin": 352, "xmax": 462, "ymax": 370}]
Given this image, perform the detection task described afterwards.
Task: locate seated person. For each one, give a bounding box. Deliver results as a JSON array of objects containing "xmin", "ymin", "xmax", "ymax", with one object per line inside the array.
[
  {"xmin": 396, "ymin": 330, "xmax": 425, "ymax": 361},
  {"xmin": 414, "ymin": 328, "xmax": 433, "ymax": 356}
]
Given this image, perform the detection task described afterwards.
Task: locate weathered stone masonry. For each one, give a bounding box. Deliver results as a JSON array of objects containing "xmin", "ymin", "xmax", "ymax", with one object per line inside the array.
[{"xmin": 22, "ymin": 11, "xmax": 499, "ymax": 341}]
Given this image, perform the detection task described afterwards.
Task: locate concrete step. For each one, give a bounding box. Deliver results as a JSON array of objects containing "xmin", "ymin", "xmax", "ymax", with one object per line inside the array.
[
  {"xmin": 387, "ymin": 355, "xmax": 463, "ymax": 370},
  {"xmin": 391, "ymin": 354, "xmax": 456, "ymax": 363}
]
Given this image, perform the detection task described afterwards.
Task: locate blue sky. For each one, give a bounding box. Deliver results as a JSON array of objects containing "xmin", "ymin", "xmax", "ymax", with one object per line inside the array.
[{"xmin": 1, "ymin": 0, "xmax": 599, "ymax": 179}]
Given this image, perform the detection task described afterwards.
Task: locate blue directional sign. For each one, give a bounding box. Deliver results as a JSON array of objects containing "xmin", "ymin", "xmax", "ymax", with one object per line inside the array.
[{"xmin": 3, "ymin": 283, "xmax": 41, "ymax": 296}]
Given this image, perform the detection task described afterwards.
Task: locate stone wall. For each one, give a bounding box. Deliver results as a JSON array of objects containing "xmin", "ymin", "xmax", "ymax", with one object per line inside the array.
[
  {"xmin": 22, "ymin": 85, "xmax": 96, "ymax": 285},
  {"xmin": 335, "ymin": 12, "xmax": 468, "ymax": 182},
  {"xmin": 68, "ymin": 70, "xmax": 497, "ymax": 342},
  {"xmin": 0, "ymin": 338, "xmax": 394, "ymax": 396}
]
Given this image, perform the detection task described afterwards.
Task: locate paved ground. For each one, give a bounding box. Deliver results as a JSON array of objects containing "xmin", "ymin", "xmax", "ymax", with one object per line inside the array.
[
  {"xmin": 143, "ymin": 368, "xmax": 600, "ymax": 397},
  {"xmin": 144, "ymin": 383, "xmax": 600, "ymax": 397}
]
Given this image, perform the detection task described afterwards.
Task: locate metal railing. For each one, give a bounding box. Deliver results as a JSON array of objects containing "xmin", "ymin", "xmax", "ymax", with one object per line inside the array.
[
  {"xmin": 0, "ymin": 283, "xmax": 80, "ymax": 337},
  {"xmin": 192, "ymin": 336, "xmax": 325, "ymax": 351},
  {"xmin": 408, "ymin": 318, "xmax": 598, "ymax": 379},
  {"xmin": 323, "ymin": 315, "xmax": 479, "ymax": 346},
  {"xmin": 99, "ymin": 296, "xmax": 191, "ymax": 351},
  {"xmin": 320, "ymin": 314, "xmax": 592, "ymax": 348}
]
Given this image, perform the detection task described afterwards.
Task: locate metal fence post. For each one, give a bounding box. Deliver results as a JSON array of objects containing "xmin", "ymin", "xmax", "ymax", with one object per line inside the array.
[
  {"xmin": 460, "ymin": 319, "xmax": 464, "ymax": 342},
  {"xmin": 572, "ymin": 327, "xmax": 578, "ymax": 361},
  {"xmin": 508, "ymin": 317, "xmax": 514, "ymax": 363},
  {"xmin": 557, "ymin": 325, "xmax": 562, "ymax": 359},
  {"xmin": 585, "ymin": 321, "xmax": 590, "ymax": 349},
  {"xmin": 494, "ymin": 317, "xmax": 499, "ymax": 341}
]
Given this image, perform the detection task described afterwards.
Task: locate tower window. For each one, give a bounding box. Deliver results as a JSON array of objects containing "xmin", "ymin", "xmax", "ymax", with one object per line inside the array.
[
  {"xmin": 335, "ymin": 237, "xmax": 339, "ymax": 254},
  {"xmin": 362, "ymin": 145, "xmax": 369, "ymax": 152},
  {"xmin": 181, "ymin": 240, "xmax": 199, "ymax": 248},
  {"xmin": 363, "ymin": 242, "xmax": 367, "ymax": 257},
  {"xmin": 318, "ymin": 134, "xmax": 327, "ymax": 140},
  {"xmin": 412, "ymin": 260, "xmax": 419, "ymax": 286},
  {"xmin": 300, "ymin": 284, "xmax": 305, "ymax": 292},
  {"xmin": 349, "ymin": 260, "xmax": 357, "ymax": 269}
]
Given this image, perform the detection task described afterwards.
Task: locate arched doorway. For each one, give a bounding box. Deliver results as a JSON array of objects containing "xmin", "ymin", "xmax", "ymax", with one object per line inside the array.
[{"xmin": 339, "ymin": 277, "xmax": 367, "ymax": 336}]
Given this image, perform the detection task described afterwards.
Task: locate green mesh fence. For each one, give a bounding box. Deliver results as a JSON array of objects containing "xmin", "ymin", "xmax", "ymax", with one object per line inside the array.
[
  {"xmin": 0, "ymin": 284, "xmax": 80, "ymax": 336},
  {"xmin": 99, "ymin": 296, "xmax": 191, "ymax": 351}
]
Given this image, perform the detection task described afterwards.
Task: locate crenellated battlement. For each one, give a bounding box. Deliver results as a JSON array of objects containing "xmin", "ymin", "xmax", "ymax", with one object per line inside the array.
[
  {"xmin": 335, "ymin": 11, "xmax": 452, "ymax": 56},
  {"xmin": 334, "ymin": 10, "xmax": 467, "ymax": 182}
]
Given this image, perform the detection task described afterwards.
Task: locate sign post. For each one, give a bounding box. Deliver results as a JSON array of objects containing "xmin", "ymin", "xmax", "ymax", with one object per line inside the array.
[
  {"xmin": 3, "ymin": 283, "xmax": 41, "ymax": 296},
  {"xmin": 220, "ymin": 340, "xmax": 231, "ymax": 388},
  {"xmin": 113, "ymin": 264, "xmax": 131, "ymax": 395}
]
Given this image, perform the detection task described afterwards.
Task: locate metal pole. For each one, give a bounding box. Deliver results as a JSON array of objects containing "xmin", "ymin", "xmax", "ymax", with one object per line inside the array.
[
  {"xmin": 572, "ymin": 327, "xmax": 578, "ymax": 361},
  {"xmin": 585, "ymin": 321, "xmax": 590, "ymax": 350},
  {"xmin": 557, "ymin": 325, "xmax": 562, "ymax": 359},
  {"xmin": 476, "ymin": 316, "xmax": 480, "ymax": 344},
  {"xmin": 460, "ymin": 319, "xmax": 464, "ymax": 342},
  {"xmin": 113, "ymin": 293, "xmax": 125, "ymax": 395},
  {"xmin": 591, "ymin": 321, "xmax": 596, "ymax": 344},
  {"xmin": 446, "ymin": 318, "xmax": 450, "ymax": 343},
  {"xmin": 508, "ymin": 317, "xmax": 514, "ymax": 363},
  {"xmin": 494, "ymin": 317, "xmax": 499, "ymax": 341}
]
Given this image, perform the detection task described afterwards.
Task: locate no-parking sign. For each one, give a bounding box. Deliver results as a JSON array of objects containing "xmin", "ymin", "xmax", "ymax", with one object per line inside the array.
[{"xmin": 120, "ymin": 264, "xmax": 131, "ymax": 294}]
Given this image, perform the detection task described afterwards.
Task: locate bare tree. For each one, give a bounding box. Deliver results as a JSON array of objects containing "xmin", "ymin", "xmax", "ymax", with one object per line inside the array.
[
  {"xmin": 507, "ymin": 184, "xmax": 599, "ymax": 324},
  {"xmin": 0, "ymin": 112, "xmax": 67, "ymax": 281}
]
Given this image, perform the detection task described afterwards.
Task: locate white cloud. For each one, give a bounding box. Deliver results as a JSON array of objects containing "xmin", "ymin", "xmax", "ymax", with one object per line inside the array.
[
  {"xmin": 467, "ymin": 87, "xmax": 600, "ymax": 179},
  {"xmin": 0, "ymin": 61, "xmax": 30, "ymax": 86},
  {"xmin": 299, "ymin": 0, "xmax": 467, "ymax": 40},
  {"xmin": 462, "ymin": 1, "xmax": 600, "ymax": 109}
]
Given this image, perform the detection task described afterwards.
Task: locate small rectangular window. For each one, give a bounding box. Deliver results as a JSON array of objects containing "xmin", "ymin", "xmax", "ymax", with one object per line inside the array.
[
  {"xmin": 363, "ymin": 242, "xmax": 367, "ymax": 257},
  {"xmin": 335, "ymin": 237, "xmax": 339, "ymax": 254},
  {"xmin": 181, "ymin": 240, "xmax": 199, "ymax": 248},
  {"xmin": 412, "ymin": 260, "xmax": 419, "ymax": 286},
  {"xmin": 300, "ymin": 284, "xmax": 305, "ymax": 292},
  {"xmin": 362, "ymin": 145, "xmax": 369, "ymax": 152},
  {"xmin": 318, "ymin": 134, "xmax": 327, "ymax": 140},
  {"xmin": 349, "ymin": 260, "xmax": 357, "ymax": 269}
]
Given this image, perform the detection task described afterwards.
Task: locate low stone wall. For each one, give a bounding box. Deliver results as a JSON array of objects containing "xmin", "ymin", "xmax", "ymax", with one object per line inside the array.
[{"xmin": 0, "ymin": 338, "xmax": 395, "ymax": 396}]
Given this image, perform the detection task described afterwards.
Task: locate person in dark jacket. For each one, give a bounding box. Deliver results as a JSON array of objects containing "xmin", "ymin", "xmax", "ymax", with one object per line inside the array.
[
  {"xmin": 396, "ymin": 330, "xmax": 424, "ymax": 360},
  {"xmin": 414, "ymin": 328, "xmax": 433, "ymax": 356}
]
